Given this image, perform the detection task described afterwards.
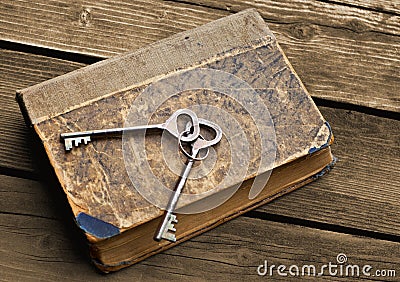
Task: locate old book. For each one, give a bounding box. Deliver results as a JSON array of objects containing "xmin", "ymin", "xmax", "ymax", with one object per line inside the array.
[{"xmin": 16, "ymin": 9, "xmax": 334, "ymax": 272}]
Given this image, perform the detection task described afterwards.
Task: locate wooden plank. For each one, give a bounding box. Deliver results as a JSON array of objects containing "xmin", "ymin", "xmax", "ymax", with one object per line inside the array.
[
  {"xmin": 1, "ymin": 103, "xmax": 400, "ymax": 238},
  {"xmin": 0, "ymin": 0, "xmax": 222, "ymax": 57},
  {"xmin": 0, "ymin": 1, "xmax": 398, "ymax": 111},
  {"xmin": 38, "ymin": 103, "xmax": 400, "ymax": 231},
  {"xmin": 0, "ymin": 177, "xmax": 398, "ymax": 280},
  {"xmin": 0, "ymin": 49, "xmax": 85, "ymax": 172},
  {"xmin": 268, "ymin": 21, "xmax": 399, "ymax": 112},
  {"xmin": 0, "ymin": 43, "xmax": 398, "ymax": 173},
  {"xmin": 259, "ymin": 106, "xmax": 400, "ymax": 236},
  {"xmin": 1, "ymin": 49, "xmax": 399, "ymax": 236},
  {"xmin": 184, "ymin": 0, "xmax": 400, "ymax": 112},
  {"xmin": 188, "ymin": 0, "xmax": 400, "ymax": 33},
  {"xmin": 1, "ymin": 0, "xmax": 397, "ymax": 56},
  {"xmin": 332, "ymin": 0, "xmax": 400, "ymax": 15}
]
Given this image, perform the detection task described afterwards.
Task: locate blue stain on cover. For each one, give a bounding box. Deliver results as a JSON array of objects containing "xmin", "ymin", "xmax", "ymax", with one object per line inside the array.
[
  {"xmin": 76, "ymin": 212, "xmax": 120, "ymax": 239},
  {"xmin": 308, "ymin": 121, "xmax": 333, "ymax": 154}
]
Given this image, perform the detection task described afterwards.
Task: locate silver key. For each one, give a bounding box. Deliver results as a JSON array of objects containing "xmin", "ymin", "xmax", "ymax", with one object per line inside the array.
[
  {"xmin": 154, "ymin": 119, "xmax": 223, "ymax": 242},
  {"xmin": 60, "ymin": 109, "xmax": 200, "ymax": 151}
]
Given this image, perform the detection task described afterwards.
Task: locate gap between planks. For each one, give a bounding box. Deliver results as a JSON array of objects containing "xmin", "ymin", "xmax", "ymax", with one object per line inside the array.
[
  {"xmin": 319, "ymin": 0, "xmax": 400, "ymax": 16},
  {"xmin": 0, "ymin": 102, "xmax": 399, "ymax": 238},
  {"xmin": 178, "ymin": 0, "xmax": 400, "ymax": 23},
  {"xmin": 0, "ymin": 0, "xmax": 398, "ymax": 111},
  {"xmin": 0, "ymin": 48, "xmax": 399, "ymax": 237},
  {"xmin": 0, "ymin": 200, "xmax": 399, "ymax": 281},
  {"xmin": 0, "ymin": 48, "xmax": 397, "ymax": 173}
]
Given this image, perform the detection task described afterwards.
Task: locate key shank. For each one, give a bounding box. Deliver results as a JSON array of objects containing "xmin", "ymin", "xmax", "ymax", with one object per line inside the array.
[
  {"xmin": 154, "ymin": 147, "xmax": 199, "ymax": 242},
  {"xmin": 60, "ymin": 124, "xmax": 162, "ymax": 140}
]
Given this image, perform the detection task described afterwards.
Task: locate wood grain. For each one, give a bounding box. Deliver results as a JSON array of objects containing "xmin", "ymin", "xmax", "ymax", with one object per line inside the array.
[
  {"xmin": 184, "ymin": 0, "xmax": 400, "ymax": 112},
  {"xmin": 261, "ymin": 106, "xmax": 400, "ymax": 236},
  {"xmin": 0, "ymin": 1, "xmax": 399, "ymax": 111},
  {"xmin": 1, "ymin": 48, "xmax": 399, "ymax": 236},
  {"xmin": 18, "ymin": 9, "xmax": 275, "ymax": 125},
  {"xmin": 333, "ymin": 0, "xmax": 400, "ymax": 15},
  {"xmin": 0, "ymin": 49, "xmax": 84, "ymax": 172},
  {"xmin": 269, "ymin": 21, "xmax": 399, "ymax": 112},
  {"xmin": 47, "ymin": 100, "xmax": 400, "ymax": 236},
  {"xmin": 0, "ymin": 175, "xmax": 398, "ymax": 280},
  {"xmin": 0, "ymin": 0, "xmax": 222, "ymax": 57},
  {"xmin": 0, "ymin": 1, "xmax": 398, "ymax": 279},
  {"xmin": 187, "ymin": 0, "xmax": 400, "ymax": 36}
]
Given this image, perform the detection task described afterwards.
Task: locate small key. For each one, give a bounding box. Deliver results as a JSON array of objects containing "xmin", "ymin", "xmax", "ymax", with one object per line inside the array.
[
  {"xmin": 154, "ymin": 119, "xmax": 223, "ymax": 242},
  {"xmin": 60, "ymin": 109, "xmax": 200, "ymax": 151}
]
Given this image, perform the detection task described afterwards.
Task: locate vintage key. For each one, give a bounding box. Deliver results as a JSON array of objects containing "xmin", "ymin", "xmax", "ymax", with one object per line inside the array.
[
  {"xmin": 154, "ymin": 119, "xmax": 223, "ymax": 242},
  {"xmin": 60, "ymin": 109, "xmax": 200, "ymax": 151}
]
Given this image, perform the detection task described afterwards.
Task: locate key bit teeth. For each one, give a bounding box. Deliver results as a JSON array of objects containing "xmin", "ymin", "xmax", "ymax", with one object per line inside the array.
[
  {"xmin": 64, "ymin": 139, "xmax": 73, "ymax": 151},
  {"xmin": 166, "ymin": 223, "xmax": 176, "ymax": 232},
  {"xmin": 170, "ymin": 214, "xmax": 178, "ymax": 224},
  {"xmin": 167, "ymin": 214, "xmax": 178, "ymax": 232},
  {"xmin": 64, "ymin": 137, "xmax": 91, "ymax": 151},
  {"xmin": 74, "ymin": 139, "xmax": 82, "ymax": 147},
  {"xmin": 162, "ymin": 231, "xmax": 176, "ymax": 242}
]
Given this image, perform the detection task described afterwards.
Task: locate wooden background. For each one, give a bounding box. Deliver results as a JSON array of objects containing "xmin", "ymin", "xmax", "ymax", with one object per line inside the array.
[{"xmin": 0, "ymin": 0, "xmax": 399, "ymax": 280}]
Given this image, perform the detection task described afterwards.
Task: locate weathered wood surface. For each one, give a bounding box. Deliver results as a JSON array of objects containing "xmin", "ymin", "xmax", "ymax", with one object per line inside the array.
[
  {"xmin": 0, "ymin": 50, "xmax": 84, "ymax": 173},
  {"xmin": 1, "ymin": 174, "xmax": 399, "ymax": 281},
  {"xmin": 1, "ymin": 0, "xmax": 398, "ymax": 54},
  {"xmin": 0, "ymin": 48, "xmax": 399, "ymax": 236},
  {"xmin": 188, "ymin": 0, "xmax": 400, "ymax": 34},
  {"xmin": 262, "ymin": 106, "xmax": 400, "ymax": 236},
  {"xmin": 0, "ymin": 0, "xmax": 399, "ymax": 280},
  {"xmin": 0, "ymin": 0, "xmax": 220, "ymax": 57},
  {"xmin": 0, "ymin": 0, "xmax": 398, "ymax": 111},
  {"xmin": 319, "ymin": 0, "xmax": 399, "ymax": 15}
]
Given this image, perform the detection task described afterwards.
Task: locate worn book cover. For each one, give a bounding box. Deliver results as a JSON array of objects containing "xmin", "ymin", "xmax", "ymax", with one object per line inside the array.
[{"xmin": 16, "ymin": 9, "xmax": 334, "ymax": 271}]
